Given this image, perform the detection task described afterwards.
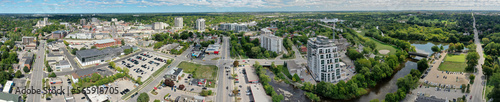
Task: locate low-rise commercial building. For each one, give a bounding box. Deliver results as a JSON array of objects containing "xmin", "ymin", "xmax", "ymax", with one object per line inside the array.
[
  {"xmin": 22, "ymin": 36, "xmax": 36, "ymax": 45},
  {"xmin": 205, "ymin": 44, "xmax": 220, "ymax": 54},
  {"xmin": 0, "ymin": 92, "xmax": 21, "ymax": 102},
  {"xmin": 2, "ymin": 81, "xmax": 13, "ymax": 93},
  {"xmin": 175, "ymin": 95, "xmax": 205, "ymax": 102},
  {"xmin": 159, "ymin": 43, "xmax": 180, "ymax": 53},
  {"xmin": 75, "ymin": 46, "xmax": 135, "ymax": 66},
  {"xmin": 46, "ymin": 53, "xmax": 64, "ymax": 62},
  {"xmin": 54, "ymin": 60, "xmax": 71, "ymax": 70},
  {"xmin": 165, "ymin": 68, "xmax": 183, "ymax": 81},
  {"xmin": 94, "ymin": 39, "xmax": 121, "ymax": 48},
  {"xmin": 51, "ymin": 30, "xmax": 69, "ymax": 39}
]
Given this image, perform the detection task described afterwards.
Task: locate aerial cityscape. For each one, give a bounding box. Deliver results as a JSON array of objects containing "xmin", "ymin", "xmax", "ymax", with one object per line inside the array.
[{"xmin": 0, "ymin": 0, "xmax": 500, "ymax": 102}]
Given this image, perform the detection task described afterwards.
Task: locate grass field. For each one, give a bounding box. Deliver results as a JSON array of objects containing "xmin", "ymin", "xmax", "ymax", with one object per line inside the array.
[
  {"xmin": 355, "ymin": 30, "xmax": 399, "ymax": 55},
  {"xmin": 178, "ymin": 62, "xmax": 218, "ymax": 80},
  {"xmin": 444, "ymin": 54, "xmax": 466, "ymax": 62},
  {"xmin": 438, "ymin": 54, "xmax": 466, "ymax": 72},
  {"xmin": 370, "ymin": 38, "xmax": 398, "ymax": 55}
]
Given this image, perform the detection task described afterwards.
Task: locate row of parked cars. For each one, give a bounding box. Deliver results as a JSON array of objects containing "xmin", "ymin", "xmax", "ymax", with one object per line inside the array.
[{"xmin": 120, "ymin": 89, "xmax": 130, "ymax": 95}]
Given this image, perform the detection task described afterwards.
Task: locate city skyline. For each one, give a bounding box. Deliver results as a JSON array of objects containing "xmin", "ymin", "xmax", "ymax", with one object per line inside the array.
[{"xmin": 2, "ymin": 0, "xmax": 500, "ymax": 13}]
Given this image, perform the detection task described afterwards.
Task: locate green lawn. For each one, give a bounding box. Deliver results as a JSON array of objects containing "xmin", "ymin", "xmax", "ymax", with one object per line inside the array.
[
  {"xmin": 178, "ymin": 62, "xmax": 218, "ymax": 80},
  {"xmin": 443, "ymin": 54, "xmax": 466, "ymax": 62},
  {"xmin": 438, "ymin": 54, "xmax": 467, "ymax": 72},
  {"xmin": 370, "ymin": 38, "xmax": 398, "ymax": 55}
]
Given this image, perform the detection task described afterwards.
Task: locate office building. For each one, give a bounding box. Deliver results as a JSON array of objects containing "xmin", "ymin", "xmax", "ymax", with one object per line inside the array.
[
  {"xmin": 196, "ymin": 18, "xmax": 205, "ymax": 32},
  {"xmin": 153, "ymin": 22, "xmax": 169, "ymax": 30},
  {"xmin": 260, "ymin": 32, "xmax": 282, "ymax": 53},
  {"xmin": 307, "ymin": 36, "xmax": 341, "ymax": 82},
  {"xmin": 174, "ymin": 17, "xmax": 183, "ymax": 28}
]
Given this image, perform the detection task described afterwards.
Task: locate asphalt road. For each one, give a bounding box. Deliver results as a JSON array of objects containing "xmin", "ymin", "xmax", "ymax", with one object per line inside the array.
[
  {"xmin": 469, "ymin": 12, "xmax": 485, "ymax": 102},
  {"xmin": 27, "ymin": 40, "xmax": 46, "ymax": 102},
  {"xmin": 216, "ymin": 37, "xmax": 233, "ymax": 102}
]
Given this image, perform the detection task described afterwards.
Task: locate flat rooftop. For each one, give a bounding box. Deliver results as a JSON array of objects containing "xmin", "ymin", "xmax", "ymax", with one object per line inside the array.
[
  {"xmin": 94, "ymin": 39, "xmax": 116, "ymax": 44},
  {"xmin": 245, "ymin": 67, "xmax": 259, "ymax": 82},
  {"xmin": 250, "ymin": 84, "xmax": 270, "ymax": 102}
]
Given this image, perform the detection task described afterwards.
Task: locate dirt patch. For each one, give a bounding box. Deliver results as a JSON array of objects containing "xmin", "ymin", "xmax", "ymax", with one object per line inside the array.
[{"xmin": 379, "ymin": 50, "xmax": 390, "ymax": 55}]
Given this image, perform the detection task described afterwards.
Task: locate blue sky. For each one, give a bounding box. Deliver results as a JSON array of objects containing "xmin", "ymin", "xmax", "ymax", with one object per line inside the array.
[{"xmin": 1, "ymin": 0, "xmax": 500, "ymax": 13}]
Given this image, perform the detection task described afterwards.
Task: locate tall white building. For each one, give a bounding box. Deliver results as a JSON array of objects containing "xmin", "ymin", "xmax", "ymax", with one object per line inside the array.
[
  {"xmin": 80, "ymin": 18, "xmax": 86, "ymax": 26},
  {"xmin": 307, "ymin": 36, "xmax": 341, "ymax": 82},
  {"xmin": 174, "ymin": 17, "xmax": 183, "ymax": 28},
  {"xmin": 260, "ymin": 29, "xmax": 282, "ymax": 53},
  {"xmin": 196, "ymin": 18, "xmax": 205, "ymax": 32},
  {"xmin": 153, "ymin": 22, "xmax": 169, "ymax": 30},
  {"xmin": 219, "ymin": 23, "xmax": 249, "ymax": 33}
]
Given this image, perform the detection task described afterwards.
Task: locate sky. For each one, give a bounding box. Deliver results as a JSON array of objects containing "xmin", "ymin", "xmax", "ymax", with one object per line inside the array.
[{"xmin": 1, "ymin": 0, "xmax": 500, "ymax": 13}]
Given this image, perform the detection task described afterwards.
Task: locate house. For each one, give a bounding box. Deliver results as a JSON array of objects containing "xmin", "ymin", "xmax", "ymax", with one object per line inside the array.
[{"xmin": 0, "ymin": 92, "xmax": 21, "ymax": 102}]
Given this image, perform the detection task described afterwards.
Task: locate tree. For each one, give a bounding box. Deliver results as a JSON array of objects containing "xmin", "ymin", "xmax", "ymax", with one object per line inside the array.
[
  {"xmin": 233, "ymin": 61, "xmax": 239, "ymax": 67},
  {"xmin": 164, "ymin": 79, "xmax": 175, "ymax": 87},
  {"xmin": 49, "ymin": 72, "xmax": 57, "ymax": 77},
  {"xmin": 466, "ymin": 51, "xmax": 479, "ymax": 71},
  {"xmin": 71, "ymin": 48, "xmax": 77, "ymax": 55},
  {"xmin": 365, "ymin": 41, "xmax": 377, "ymax": 50},
  {"xmin": 15, "ymin": 70, "xmax": 22, "ymax": 78},
  {"xmin": 47, "ymin": 66, "xmax": 53, "ymax": 72},
  {"xmin": 482, "ymin": 38, "xmax": 490, "ymax": 44},
  {"xmin": 417, "ymin": 59, "xmax": 429, "ymax": 71},
  {"xmin": 63, "ymin": 40, "xmax": 69, "ymax": 46},
  {"xmin": 90, "ymin": 73, "xmax": 101, "ymax": 82},
  {"xmin": 23, "ymin": 66, "xmax": 30, "ymax": 73},
  {"xmin": 469, "ymin": 74, "xmax": 475, "ymax": 84},
  {"xmin": 154, "ymin": 100, "xmax": 161, "ymax": 102},
  {"xmin": 80, "ymin": 47, "xmax": 87, "ymax": 50},
  {"xmin": 293, "ymin": 73, "xmax": 301, "ymax": 82},
  {"xmin": 137, "ymin": 93, "xmax": 149, "ymax": 102},
  {"xmin": 178, "ymin": 84, "xmax": 185, "ymax": 90},
  {"xmin": 440, "ymin": 45, "xmax": 444, "ymax": 52},
  {"xmin": 121, "ymin": 39, "xmax": 125, "ymax": 45},
  {"xmin": 431, "ymin": 45, "xmax": 440, "ymax": 53}
]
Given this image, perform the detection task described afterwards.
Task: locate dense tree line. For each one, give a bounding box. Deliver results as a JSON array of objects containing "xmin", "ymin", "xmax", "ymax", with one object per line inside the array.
[
  {"xmin": 480, "ymin": 51, "xmax": 500, "ymax": 101},
  {"xmin": 382, "ymin": 69, "xmax": 421, "ymax": 102},
  {"xmin": 484, "ymin": 42, "xmax": 500, "ymax": 56},
  {"xmin": 253, "ymin": 62, "xmax": 284, "ymax": 102}
]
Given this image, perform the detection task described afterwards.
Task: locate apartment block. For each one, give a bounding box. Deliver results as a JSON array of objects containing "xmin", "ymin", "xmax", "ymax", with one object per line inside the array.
[
  {"xmin": 196, "ymin": 18, "xmax": 205, "ymax": 32},
  {"xmin": 260, "ymin": 33, "xmax": 282, "ymax": 53},
  {"xmin": 307, "ymin": 36, "xmax": 341, "ymax": 82}
]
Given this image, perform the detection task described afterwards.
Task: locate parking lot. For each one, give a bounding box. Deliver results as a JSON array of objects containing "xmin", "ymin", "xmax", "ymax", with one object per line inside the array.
[{"xmin": 117, "ymin": 52, "xmax": 170, "ymax": 82}]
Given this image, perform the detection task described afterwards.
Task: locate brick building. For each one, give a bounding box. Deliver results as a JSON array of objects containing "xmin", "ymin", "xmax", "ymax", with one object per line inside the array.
[{"xmin": 94, "ymin": 39, "xmax": 121, "ymax": 48}]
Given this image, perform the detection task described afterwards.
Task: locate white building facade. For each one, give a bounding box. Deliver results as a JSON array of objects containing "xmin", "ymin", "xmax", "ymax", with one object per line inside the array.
[
  {"xmin": 260, "ymin": 33, "xmax": 282, "ymax": 53},
  {"xmin": 174, "ymin": 17, "xmax": 183, "ymax": 28},
  {"xmin": 307, "ymin": 36, "xmax": 341, "ymax": 82},
  {"xmin": 153, "ymin": 22, "xmax": 169, "ymax": 30},
  {"xmin": 196, "ymin": 18, "xmax": 205, "ymax": 32}
]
